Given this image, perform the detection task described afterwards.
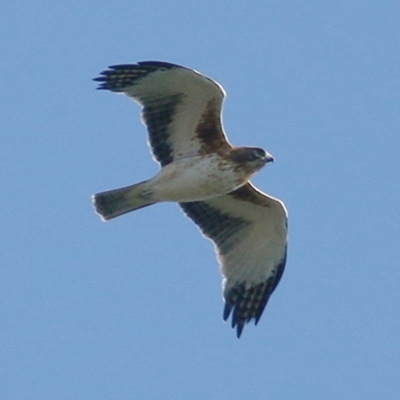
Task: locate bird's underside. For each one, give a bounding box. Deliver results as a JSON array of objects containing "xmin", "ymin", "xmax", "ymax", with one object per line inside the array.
[{"xmin": 92, "ymin": 61, "xmax": 288, "ymax": 337}]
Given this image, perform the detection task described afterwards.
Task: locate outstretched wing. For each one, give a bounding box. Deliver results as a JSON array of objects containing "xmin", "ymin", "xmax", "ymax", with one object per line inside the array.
[
  {"xmin": 180, "ymin": 183, "xmax": 288, "ymax": 338},
  {"xmin": 94, "ymin": 61, "xmax": 231, "ymax": 166}
]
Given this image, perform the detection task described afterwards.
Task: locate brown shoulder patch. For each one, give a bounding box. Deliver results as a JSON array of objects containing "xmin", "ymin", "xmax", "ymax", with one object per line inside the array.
[
  {"xmin": 229, "ymin": 183, "xmax": 271, "ymax": 207},
  {"xmin": 195, "ymin": 98, "xmax": 231, "ymax": 152}
]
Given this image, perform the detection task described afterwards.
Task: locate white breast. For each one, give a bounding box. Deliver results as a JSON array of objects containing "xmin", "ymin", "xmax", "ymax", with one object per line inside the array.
[{"xmin": 149, "ymin": 154, "xmax": 243, "ymax": 202}]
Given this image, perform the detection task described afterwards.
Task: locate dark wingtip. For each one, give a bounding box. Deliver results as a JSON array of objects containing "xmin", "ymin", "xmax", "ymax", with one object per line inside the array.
[
  {"xmin": 222, "ymin": 278, "xmax": 284, "ymax": 338},
  {"xmin": 137, "ymin": 60, "xmax": 183, "ymax": 69},
  {"xmin": 236, "ymin": 324, "xmax": 244, "ymax": 338},
  {"xmin": 92, "ymin": 62, "xmax": 181, "ymax": 92},
  {"xmin": 223, "ymin": 302, "xmax": 232, "ymax": 322},
  {"xmin": 223, "ymin": 301, "xmax": 244, "ymax": 338},
  {"xmin": 92, "ymin": 72, "xmax": 112, "ymax": 90},
  {"xmin": 107, "ymin": 64, "xmax": 138, "ymax": 70}
]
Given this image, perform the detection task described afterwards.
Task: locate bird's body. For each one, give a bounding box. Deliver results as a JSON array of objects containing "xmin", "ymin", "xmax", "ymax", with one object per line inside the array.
[{"xmin": 92, "ymin": 61, "xmax": 288, "ymax": 337}]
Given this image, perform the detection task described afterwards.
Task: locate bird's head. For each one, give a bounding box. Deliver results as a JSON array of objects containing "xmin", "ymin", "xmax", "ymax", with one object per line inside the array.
[{"xmin": 230, "ymin": 147, "xmax": 274, "ymax": 174}]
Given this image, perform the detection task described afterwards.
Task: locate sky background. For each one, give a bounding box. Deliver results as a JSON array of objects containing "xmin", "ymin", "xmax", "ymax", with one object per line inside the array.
[{"xmin": 1, "ymin": 1, "xmax": 400, "ymax": 399}]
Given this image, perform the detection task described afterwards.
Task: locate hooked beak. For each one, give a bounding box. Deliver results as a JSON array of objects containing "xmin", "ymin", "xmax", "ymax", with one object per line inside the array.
[{"xmin": 264, "ymin": 152, "xmax": 274, "ymax": 163}]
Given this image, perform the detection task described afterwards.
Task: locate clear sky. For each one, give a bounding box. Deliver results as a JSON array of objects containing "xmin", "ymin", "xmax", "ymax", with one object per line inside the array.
[{"xmin": 1, "ymin": 1, "xmax": 400, "ymax": 399}]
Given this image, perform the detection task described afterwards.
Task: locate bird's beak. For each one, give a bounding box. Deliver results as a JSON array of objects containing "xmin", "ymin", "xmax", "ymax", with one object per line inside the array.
[{"xmin": 264, "ymin": 152, "xmax": 274, "ymax": 163}]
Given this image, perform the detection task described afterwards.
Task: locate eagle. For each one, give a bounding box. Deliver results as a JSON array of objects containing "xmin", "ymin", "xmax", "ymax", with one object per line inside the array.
[{"xmin": 92, "ymin": 61, "xmax": 288, "ymax": 337}]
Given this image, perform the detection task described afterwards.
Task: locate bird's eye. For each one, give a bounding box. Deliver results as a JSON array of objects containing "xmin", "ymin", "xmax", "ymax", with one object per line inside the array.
[
  {"xmin": 255, "ymin": 148, "xmax": 266, "ymax": 158},
  {"xmin": 248, "ymin": 148, "xmax": 265, "ymax": 161},
  {"xmin": 249, "ymin": 152, "xmax": 258, "ymax": 161}
]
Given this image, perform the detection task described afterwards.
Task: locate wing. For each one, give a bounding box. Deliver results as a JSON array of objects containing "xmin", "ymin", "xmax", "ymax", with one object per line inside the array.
[
  {"xmin": 180, "ymin": 182, "xmax": 288, "ymax": 338},
  {"xmin": 94, "ymin": 61, "xmax": 231, "ymax": 166}
]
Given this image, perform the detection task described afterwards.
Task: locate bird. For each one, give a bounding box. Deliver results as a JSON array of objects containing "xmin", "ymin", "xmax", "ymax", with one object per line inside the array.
[{"xmin": 92, "ymin": 61, "xmax": 288, "ymax": 337}]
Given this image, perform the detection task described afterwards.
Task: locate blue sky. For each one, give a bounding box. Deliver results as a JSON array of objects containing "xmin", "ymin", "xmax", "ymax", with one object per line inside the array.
[{"xmin": 1, "ymin": 1, "xmax": 400, "ymax": 399}]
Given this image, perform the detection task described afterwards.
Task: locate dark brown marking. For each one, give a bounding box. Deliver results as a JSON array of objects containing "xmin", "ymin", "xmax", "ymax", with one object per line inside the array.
[
  {"xmin": 228, "ymin": 183, "xmax": 272, "ymax": 207},
  {"xmin": 195, "ymin": 98, "xmax": 231, "ymax": 153},
  {"xmin": 228, "ymin": 148, "xmax": 255, "ymax": 164}
]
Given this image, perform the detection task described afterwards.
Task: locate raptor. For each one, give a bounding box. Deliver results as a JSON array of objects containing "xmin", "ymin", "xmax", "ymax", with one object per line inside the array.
[{"xmin": 93, "ymin": 61, "xmax": 288, "ymax": 337}]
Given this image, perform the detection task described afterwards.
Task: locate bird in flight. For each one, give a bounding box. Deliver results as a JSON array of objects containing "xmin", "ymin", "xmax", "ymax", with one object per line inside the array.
[{"xmin": 92, "ymin": 61, "xmax": 288, "ymax": 337}]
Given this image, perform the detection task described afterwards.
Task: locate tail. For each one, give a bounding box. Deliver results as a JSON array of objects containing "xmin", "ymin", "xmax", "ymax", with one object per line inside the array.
[{"xmin": 92, "ymin": 180, "xmax": 156, "ymax": 221}]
